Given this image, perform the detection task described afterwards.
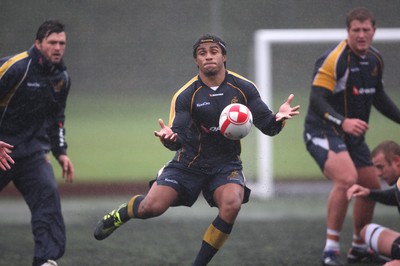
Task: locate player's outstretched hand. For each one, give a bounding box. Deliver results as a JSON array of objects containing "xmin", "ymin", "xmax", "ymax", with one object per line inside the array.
[
  {"xmin": 346, "ymin": 184, "xmax": 370, "ymax": 200},
  {"xmin": 0, "ymin": 141, "xmax": 14, "ymax": 171},
  {"xmin": 275, "ymin": 94, "xmax": 300, "ymax": 122},
  {"xmin": 154, "ymin": 119, "xmax": 177, "ymax": 142},
  {"xmin": 58, "ymin": 155, "xmax": 74, "ymax": 183}
]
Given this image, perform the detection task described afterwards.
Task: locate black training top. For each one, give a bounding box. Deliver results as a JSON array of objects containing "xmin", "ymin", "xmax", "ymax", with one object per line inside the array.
[
  {"xmin": 0, "ymin": 46, "xmax": 70, "ymax": 158},
  {"xmin": 304, "ymin": 40, "xmax": 400, "ymax": 141},
  {"xmin": 162, "ymin": 70, "xmax": 284, "ymax": 169}
]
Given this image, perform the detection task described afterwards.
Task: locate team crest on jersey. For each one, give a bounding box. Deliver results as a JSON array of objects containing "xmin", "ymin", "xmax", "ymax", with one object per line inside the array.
[
  {"xmin": 227, "ymin": 170, "xmax": 239, "ymax": 180},
  {"xmin": 371, "ymin": 66, "xmax": 378, "ymax": 77},
  {"xmin": 53, "ymin": 80, "xmax": 65, "ymax": 92},
  {"xmin": 231, "ymin": 96, "xmax": 239, "ymax": 104}
]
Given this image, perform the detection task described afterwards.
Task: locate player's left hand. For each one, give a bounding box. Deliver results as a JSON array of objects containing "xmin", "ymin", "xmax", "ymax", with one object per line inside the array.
[
  {"xmin": 275, "ymin": 94, "xmax": 300, "ymax": 121},
  {"xmin": 58, "ymin": 154, "xmax": 74, "ymax": 183},
  {"xmin": 346, "ymin": 184, "xmax": 370, "ymax": 200}
]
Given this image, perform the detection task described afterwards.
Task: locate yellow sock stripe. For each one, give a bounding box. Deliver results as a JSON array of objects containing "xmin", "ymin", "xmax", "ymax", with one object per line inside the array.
[
  {"xmin": 127, "ymin": 195, "xmax": 141, "ymax": 218},
  {"xmin": 203, "ymin": 224, "xmax": 229, "ymax": 250}
]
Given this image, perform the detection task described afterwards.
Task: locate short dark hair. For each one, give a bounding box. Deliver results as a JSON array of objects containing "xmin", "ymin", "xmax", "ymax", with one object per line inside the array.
[
  {"xmin": 346, "ymin": 7, "xmax": 376, "ymax": 28},
  {"xmin": 193, "ymin": 33, "xmax": 227, "ymax": 58},
  {"xmin": 36, "ymin": 20, "xmax": 65, "ymax": 41},
  {"xmin": 371, "ymin": 140, "xmax": 400, "ymax": 163}
]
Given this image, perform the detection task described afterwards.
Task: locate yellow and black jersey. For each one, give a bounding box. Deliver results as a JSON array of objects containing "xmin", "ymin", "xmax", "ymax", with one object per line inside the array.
[
  {"xmin": 0, "ymin": 46, "xmax": 70, "ymax": 158},
  {"xmin": 304, "ymin": 40, "xmax": 400, "ymax": 137},
  {"xmin": 165, "ymin": 70, "xmax": 284, "ymax": 168}
]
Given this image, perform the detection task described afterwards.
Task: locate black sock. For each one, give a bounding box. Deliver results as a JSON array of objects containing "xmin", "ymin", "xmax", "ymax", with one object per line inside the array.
[{"xmin": 192, "ymin": 216, "xmax": 233, "ymax": 266}]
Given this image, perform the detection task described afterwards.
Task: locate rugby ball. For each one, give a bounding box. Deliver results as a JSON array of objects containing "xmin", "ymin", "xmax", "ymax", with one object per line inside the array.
[{"xmin": 219, "ymin": 103, "xmax": 253, "ymax": 140}]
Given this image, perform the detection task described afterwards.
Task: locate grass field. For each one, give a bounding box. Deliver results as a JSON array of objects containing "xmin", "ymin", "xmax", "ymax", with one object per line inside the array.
[
  {"xmin": 1, "ymin": 192, "xmax": 398, "ymax": 266},
  {"xmin": 54, "ymin": 91, "xmax": 400, "ymax": 183}
]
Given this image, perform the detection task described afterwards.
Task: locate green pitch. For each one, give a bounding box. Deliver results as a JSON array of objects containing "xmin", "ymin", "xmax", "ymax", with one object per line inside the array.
[
  {"xmin": 54, "ymin": 91, "xmax": 400, "ymax": 183},
  {"xmin": 1, "ymin": 195, "xmax": 397, "ymax": 265}
]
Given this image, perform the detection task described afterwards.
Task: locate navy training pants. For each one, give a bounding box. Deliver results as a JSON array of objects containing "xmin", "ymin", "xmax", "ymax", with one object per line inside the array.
[{"xmin": 0, "ymin": 151, "xmax": 66, "ymax": 266}]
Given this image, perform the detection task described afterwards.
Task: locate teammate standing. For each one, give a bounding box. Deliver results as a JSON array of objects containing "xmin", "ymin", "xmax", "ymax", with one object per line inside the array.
[
  {"xmin": 94, "ymin": 33, "xmax": 300, "ymax": 265},
  {"xmin": 347, "ymin": 140, "xmax": 400, "ymax": 265},
  {"xmin": 0, "ymin": 20, "xmax": 74, "ymax": 266},
  {"xmin": 303, "ymin": 7, "xmax": 400, "ymax": 266}
]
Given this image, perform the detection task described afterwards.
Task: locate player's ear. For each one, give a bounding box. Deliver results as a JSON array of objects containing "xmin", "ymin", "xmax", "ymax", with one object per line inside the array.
[
  {"xmin": 34, "ymin": 40, "xmax": 41, "ymax": 50},
  {"xmin": 393, "ymin": 155, "xmax": 400, "ymax": 167}
]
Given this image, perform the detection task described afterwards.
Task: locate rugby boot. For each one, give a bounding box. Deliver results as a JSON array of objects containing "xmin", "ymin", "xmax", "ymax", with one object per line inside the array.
[
  {"xmin": 347, "ymin": 247, "xmax": 390, "ymax": 264},
  {"xmin": 94, "ymin": 203, "xmax": 127, "ymax": 240},
  {"xmin": 322, "ymin": 250, "xmax": 345, "ymax": 266}
]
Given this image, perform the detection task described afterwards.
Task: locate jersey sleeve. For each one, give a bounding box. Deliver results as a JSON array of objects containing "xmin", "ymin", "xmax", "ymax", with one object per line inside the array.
[
  {"xmin": 368, "ymin": 187, "xmax": 398, "ymax": 206},
  {"xmin": 246, "ymin": 85, "xmax": 284, "ymax": 136},
  {"xmin": 309, "ymin": 86, "xmax": 345, "ymax": 126},
  {"xmin": 308, "ymin": 41, "xmax": 348, "ymax": 126},
  {"xmin": 0, "ymin": 52, "xmax": 29, "ymax": 107},
  {"xmin": 161, "ymin": 89, "xmax": 192, "ymax": 151},
  {"xmin": 373, "ymin": 88, "xmax": 400, "ymax": 124},
  {"xmin": 49, "ymin": 74, "xmax": 70, "ymax": 158}
]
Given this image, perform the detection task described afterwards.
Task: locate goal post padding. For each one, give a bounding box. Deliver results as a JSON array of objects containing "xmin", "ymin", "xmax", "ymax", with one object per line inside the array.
[{"xmin": 250, "ymin": 28, "xmax": 400, "ymax": 199}]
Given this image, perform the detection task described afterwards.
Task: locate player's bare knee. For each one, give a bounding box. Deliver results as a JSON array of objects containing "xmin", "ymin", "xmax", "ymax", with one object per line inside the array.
[
  {"xmin": 218, "ymin": 197, "xmax": 242, "ymax": 219},
  {"xmin": 138, "ymin": 199, "xmax": 167, "ymax": 218},
  {"xmin": 333, "ymin": 174, "xmax": 357, "ymax": 190}
]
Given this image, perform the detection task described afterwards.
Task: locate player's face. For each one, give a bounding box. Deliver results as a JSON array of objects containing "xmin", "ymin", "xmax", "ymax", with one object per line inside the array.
[
  {"xmin": 194, "ymin": 42, "xmax": 226, "ymax": 76},
  {"xmin": 347, "ymin": 19, "xmax": 375, "ymax": 56},
  {"xmin": 35, "ymin": 32, "xmax": 66, "ymax": 64},
  {"xmin": 372, "ymin": 152, "xmax": 400, "ymax": 186}
]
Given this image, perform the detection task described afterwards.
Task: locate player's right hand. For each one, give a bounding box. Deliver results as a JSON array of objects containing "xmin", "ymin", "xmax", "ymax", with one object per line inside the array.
[
  {"xmin": 154, "ymin": 119, "xmax": 177, "ymax": 142},
  {"xmin": 341, "ymin": 118, "xmax": 368, "ymax": 136},
  {"xmin": 0, "ymin": 141, "xmax": 14, "ymax": 171}
]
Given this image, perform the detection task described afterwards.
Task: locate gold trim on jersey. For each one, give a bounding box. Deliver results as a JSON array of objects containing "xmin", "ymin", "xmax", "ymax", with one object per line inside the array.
[
  {"xmin": 312, "ymin": 40, "xmax": 347, "ymax": 92},
  {"xmin": 0, "ymin": 52, "xmax": 30, "ymax": 107},
  {"xmin": 168, "ymin": 75, "xmax": 198, "ymax": 127},
  {"xmin": 0, "ymin": 51, "xmax": 28, "ymax": 78}
]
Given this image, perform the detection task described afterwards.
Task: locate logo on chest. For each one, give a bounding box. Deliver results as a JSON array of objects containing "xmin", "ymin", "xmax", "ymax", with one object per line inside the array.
[
  {"xmin": 27, "ymin": 82, "xmax": 41, "ymax": 88},
  {"xmin": 196, "ymin": 102, "xmax": 211, "ymax": 107},
  {"xmin": 352, "ymin": 86, "xmax": 376, "ymax": 95}
]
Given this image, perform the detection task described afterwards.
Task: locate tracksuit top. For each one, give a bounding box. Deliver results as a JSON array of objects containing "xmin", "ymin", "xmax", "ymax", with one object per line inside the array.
[
  {"xmin": 164, "ymin": 70, "xmax": 284, "ymax": 168},
  {"xmin": 0, "ymin": 46, "xmax": 70, "ymax": 158},
  {"xmin": 304, "ymin": 40, "xmax": 400, "ymax": 142}
]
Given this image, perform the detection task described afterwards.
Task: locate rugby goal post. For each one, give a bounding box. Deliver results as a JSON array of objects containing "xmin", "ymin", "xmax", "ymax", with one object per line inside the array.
[{"xmin": 251, "ymin": 28, "xmax": 400, "ymax": 199}]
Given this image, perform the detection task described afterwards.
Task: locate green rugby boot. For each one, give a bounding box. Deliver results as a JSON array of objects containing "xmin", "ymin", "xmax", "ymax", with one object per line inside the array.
[{"xmin": 94, "ymin": 203, "xmax": 127, "ymax": 240}]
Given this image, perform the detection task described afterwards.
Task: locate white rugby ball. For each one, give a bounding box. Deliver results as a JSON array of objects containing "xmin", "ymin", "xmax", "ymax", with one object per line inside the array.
[{"xmin": 219, "ymin": 103, "xmax": 253, "ymax": 140}]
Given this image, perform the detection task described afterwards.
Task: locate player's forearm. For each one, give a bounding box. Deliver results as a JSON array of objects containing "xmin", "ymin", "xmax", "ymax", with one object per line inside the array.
[
  {"xmin": 309, "ymin": 86, "xmax": 345, "ymax": 126},
  {"xmin": 368, "ymin": 187, "xmax": 398, "ymax": 206},
  {"xmin": 373, "ymin": 90, "xmax": 400, "ymax": 124}
]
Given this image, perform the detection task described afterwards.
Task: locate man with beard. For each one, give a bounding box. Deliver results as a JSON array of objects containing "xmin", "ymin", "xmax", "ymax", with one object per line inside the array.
[
  {"xmin": 0, "ymin": 20, "xmax": 74, "ymax": 266},
  {"xmin": 348, "ymin": 140, "xmax": 400, "ymax": 265}
]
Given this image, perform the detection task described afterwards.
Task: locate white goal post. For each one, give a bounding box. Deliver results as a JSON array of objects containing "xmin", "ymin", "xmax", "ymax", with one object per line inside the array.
[{"xmin": 251, "ymin": 28, "xmax": 400, "ymax": 199}]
